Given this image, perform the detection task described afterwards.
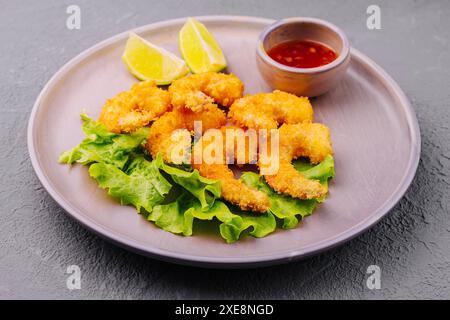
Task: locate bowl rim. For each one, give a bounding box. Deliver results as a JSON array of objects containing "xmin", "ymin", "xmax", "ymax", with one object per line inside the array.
[{"xmin": 257, "ymin": 17, "xmax": 351, "ymax": 74}]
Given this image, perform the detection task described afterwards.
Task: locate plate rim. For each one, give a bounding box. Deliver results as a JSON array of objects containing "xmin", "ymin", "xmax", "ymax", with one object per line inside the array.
[{"xmin": 27, "ymin": 15, "xmax": 421, "ymax": 268}]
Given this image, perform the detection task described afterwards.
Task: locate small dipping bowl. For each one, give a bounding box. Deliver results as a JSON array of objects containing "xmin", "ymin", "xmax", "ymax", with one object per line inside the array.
[{"xmin": 256, "ymin": 17, "xmax": 351, "ymax": 97}]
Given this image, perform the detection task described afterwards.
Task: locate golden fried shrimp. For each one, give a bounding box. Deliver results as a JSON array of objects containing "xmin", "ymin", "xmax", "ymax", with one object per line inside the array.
[
  {"xmin": 228, "ymin": 90, "xmax": 314, "ymax": 130},
  {"xmin": 192, "ymin": 127, "xmax": 270, "ymax": 213},
  {"xmin": 147, "ymin": 104, "xmax": 226, "ymax": 163},
  {"xmin": 262, "ymin": 123, "xmax": 333, "ymax": 200},
  {"xmin": 99, "ymin": 81, "xmax": 171, "ymax": 133},
  {"xmin": 169, "ymin": 72, "xmax": 244, "ymax": 112}
]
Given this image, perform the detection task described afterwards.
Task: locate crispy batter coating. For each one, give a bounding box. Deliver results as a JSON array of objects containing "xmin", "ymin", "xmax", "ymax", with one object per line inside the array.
[
  {"xmin": 263, "ymin": 123, "xmax": 333, "ymax": 200},
  {"xmin": 194, "ymin": 162, "xmax": 270, "ymax": 213},
  {"xmin": 278, "ymin": 123, "xmax": 333, "ymax": 164},
  {"xmin": 228, "ymin": 90, "xmax": 314, "ymax": 130},
  {"xmin": 169, "ymin": 72, "xmax": 244, "ymax": 112},
  {"xmin": 99, "ymin": 81, "xmax": 171, "ymax": 133},
  {"xmin": 192, "ymin": 126, "xmax": 270, "ymax": 213},
  {"xmin": 146, "ymin": 104, "xmax": 226, "ymax": 163}
]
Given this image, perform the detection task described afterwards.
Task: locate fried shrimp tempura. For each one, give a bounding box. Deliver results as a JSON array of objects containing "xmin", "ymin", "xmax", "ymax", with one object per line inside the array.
[
  {"xmin": 99, "ymin": 81, "xmax": 171, "ymax": 133},
  {"xmin": 169, "ymin": 72, "xmax": 244, "ymax": 112},
  {"xmin": 147, "ymin": 104, "xmax": 226, "ymax": 163},
  {"xmin": 263, "ymin": 123, "xmax": 333, "ymax": 200},
  {"xmin": 228, "ymin": 91, "xmax": 314, "ymax": 130},
  {"xmin": 192, "ymin": 127, "xmax": 270, "ymax": 213}
]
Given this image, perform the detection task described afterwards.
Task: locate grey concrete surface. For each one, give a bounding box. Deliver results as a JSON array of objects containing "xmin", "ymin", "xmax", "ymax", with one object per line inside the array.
[{"xmin": 0, "ymin": 0, "xmax": 449, "ymax": 299}]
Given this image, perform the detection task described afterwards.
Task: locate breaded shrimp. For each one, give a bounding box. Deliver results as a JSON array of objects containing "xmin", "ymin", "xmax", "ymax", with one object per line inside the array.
[
  {"xmin": 99, "ymin": 81, "xmax": 171, "ymax": 133},
  {"xmin": 169, "ymin": 72, "xmax": 244, "ymax": 112},
  {"xmin": 228, "ymin": 90, "xmax": 314, "ymax": 130},
  {"xmin": 147, "ymin": 104, "xmax": 226, "ymax": 163},
  {"xmin": 263, "ymin": 123, "xmax": 333, "ymax": 200},
  {"xmin": 192, "ymin": 127, "xmax": 270, "ymax": 213}
]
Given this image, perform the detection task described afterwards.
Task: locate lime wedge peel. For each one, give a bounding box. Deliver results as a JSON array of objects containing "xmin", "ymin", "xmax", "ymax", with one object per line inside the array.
[
  {"xmin": 179, "ymin": 18, "xmax": 227, "ymax": 74},
  {"xmin": 122, "ymin": 32, "xmax": 189, "ymax": 85}
]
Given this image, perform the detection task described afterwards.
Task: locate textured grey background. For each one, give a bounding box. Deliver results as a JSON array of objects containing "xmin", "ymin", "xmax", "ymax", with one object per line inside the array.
[{"xmin": 0, "ymin": 0, "xmax": 449, "ymax": 299}]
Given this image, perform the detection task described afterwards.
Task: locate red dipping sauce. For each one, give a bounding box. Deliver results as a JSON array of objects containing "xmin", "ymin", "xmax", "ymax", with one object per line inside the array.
[{"xmin": 268, "ymin": 40, "xmax": 337, "ymax": 68}]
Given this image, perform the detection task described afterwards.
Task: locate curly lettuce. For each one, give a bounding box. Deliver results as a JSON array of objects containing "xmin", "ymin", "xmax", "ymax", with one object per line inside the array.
[
  {"xmin": 60, "ymin": 114, "xmax": 335, "ymax": 243},
  {"xmin": 240, "ymin": 155, "xmax": 335, "ymax": 229},
  {"xmin": 89, "ymin": 160, "xmax": 171, "ymax": 213},
  {"xmin": 59, "ymin": 114, "xmax": 149, "ymax": 169},
  {"xmin": 155, "ymin": 155, "xmax": 221, "ymax": 210},
  {"xmin": 150, "ymin": 191, "xmax": 276, "ymax": 243}
]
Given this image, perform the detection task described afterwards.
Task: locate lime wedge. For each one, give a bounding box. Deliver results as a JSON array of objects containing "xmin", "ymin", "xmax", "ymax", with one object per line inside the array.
[
  {"xmin": 179, "ymin": 18, "xmax": 227, "ymax": 74},
  {"xmin": 122, "ymin": 33, "xmax": 189, "ymax": 85}
]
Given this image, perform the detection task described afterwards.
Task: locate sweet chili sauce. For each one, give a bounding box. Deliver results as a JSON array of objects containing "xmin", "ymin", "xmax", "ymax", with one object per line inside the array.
[{"xmin": 267, "ymin": 40, "xmax": 337, "ymax": 68}]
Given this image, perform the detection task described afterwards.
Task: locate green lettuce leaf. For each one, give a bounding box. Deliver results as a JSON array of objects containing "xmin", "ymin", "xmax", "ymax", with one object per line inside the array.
[
  {"xmin": 126, "ymin": 156, "xmax": 174, "ymax": 197},
  {"xmin": 241, "ymin": 155, "xmax": 335, "ymax": 229},
  {"xmin": 294, "ymin": 155, "xmax": 335, "ymax": 187},
  {"xmin": 149, "ymin": 190, "xmax": 276, "ymax": 243},
  {"xmin": 222, "ymin": 207, "xmax": 277, "ymax": 241},
  {"xmin": 59, "ymin": 114, "xmax": 149, "ymax": 169},
  {"xmin": 155, "ymin": 154, "xmax": 221, "ymax": 210},
  {"xmin": 88, "ymin": 152, "xmax": 221, "ymax": 217},
  {"xmin": 59, "ymin": 114, "xmax": 335, "ymax": 243},
  {"xmin": 89, "ymin": 159, "xmax": 172, "ymax": 213}
]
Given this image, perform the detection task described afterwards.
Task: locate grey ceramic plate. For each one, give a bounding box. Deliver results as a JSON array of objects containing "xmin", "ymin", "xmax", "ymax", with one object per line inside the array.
[{"xmin": 28, "ymin": 16, "xmax": 420, "ymax": 268}]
